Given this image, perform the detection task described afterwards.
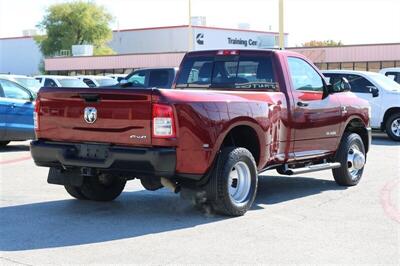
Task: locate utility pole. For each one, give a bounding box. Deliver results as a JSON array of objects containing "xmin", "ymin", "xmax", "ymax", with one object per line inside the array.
[
  {"xmin": 188, "ymin": 0, "xmax": 193, "ymax": 51},
  {"xmin": 279, "ymin": 0, "xmax": 284, "ymax": 49}
]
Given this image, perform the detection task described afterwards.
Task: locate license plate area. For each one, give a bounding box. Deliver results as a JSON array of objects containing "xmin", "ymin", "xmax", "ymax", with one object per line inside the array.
[{"xmin": 77, "ymin": 144, "xmax": 109, "ymax": 160}]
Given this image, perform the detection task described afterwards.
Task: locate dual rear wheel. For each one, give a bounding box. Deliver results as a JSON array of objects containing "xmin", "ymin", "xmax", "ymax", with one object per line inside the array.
[
  {"xmin": 204, "ymin": 147, "xmax": 258, "ymax": 216},
  {"xmin": 64, "ymin": 174, "xmax": 126, "ymax": 201}
]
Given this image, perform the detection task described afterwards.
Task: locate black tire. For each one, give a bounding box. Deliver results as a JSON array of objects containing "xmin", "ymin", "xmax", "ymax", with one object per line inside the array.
[
  {"xmin": 80, "ymin": 174, "xmax": 126, "ymax": 201},
  {"xmin": 140, "ymin": 177, "xmax": 163, "ymax": 191},
  {"xmin": 332, "ymin": 132, "xmax": 366, "ymax": 186},
  {"xmin": 207, "ymin": 147, "xmax": 258, "ymax": 216},
  {"xmin": 276, "ymin": 165, "xmax": 286, "ymax": 175},
  {"xmin": 64, "ymin": 184, "xmax": 88, "ymax": 200},
  {"xmin": 385, "ymin": 113, "xmax": 400, "ymax": 141},
  {"xmin": 0, "ymin": 141, "xmax": 10, "ymax": 147}
]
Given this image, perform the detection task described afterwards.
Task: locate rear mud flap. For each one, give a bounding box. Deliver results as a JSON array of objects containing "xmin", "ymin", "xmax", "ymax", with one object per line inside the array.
[{"xmin": 48, "ymin": 167, "xmax": 83, "ymax": 186}]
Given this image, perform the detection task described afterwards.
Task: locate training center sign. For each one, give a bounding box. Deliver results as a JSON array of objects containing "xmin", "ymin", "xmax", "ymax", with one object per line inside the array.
[{"xmin": 193, "ymin": 27, "xmax": 279, "ymax": 51}]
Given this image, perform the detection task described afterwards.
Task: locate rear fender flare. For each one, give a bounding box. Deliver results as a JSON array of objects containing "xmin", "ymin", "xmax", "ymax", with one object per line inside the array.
[{"xmin": 210, "ymin": 117, "xmax": 268, "ymax": 169}]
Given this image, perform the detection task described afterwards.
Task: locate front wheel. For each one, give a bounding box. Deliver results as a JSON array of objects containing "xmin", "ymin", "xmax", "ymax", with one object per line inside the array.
[
  {"xmin": 385, "ymin": 113, "xmax": 400, "ymax": 141},
  {"xmin": 207, "ymin": 147, "xmax": 258, "ymax": 216},
  {"xmin": 332, "ymin": 132, "xmax": 366, "ymax": 186}
]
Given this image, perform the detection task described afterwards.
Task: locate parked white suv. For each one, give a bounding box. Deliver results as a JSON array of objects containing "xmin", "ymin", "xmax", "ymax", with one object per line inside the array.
[
  {"xmin": 379, "ymin": 68, "xmax": 400, "ymax": 84},
  {"xmin": 76, "ymin": 75, "xmax": 118, "ymax": 87},
  {"xmin": 323, "ymin": 70, "xmax": 400, "ymax": 141},
  {"xmin": 106, "ymin": 74, "xmax": 127, "ymax": 82},
  {"xmin": 0, "ymin": 74, "xmax": 41, "ymax": 92},
  {"xmin": 35, "ymin": 75, "xmax": 88, "ymax": 88}
]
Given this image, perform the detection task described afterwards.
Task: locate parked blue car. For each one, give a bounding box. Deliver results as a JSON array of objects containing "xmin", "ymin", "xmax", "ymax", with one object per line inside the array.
[{"xmin": 0, "ymin": 78, "xmax": 36, "ymax": 146}]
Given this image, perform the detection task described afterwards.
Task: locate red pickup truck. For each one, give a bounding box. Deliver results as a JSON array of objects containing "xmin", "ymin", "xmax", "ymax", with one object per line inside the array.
[{"xmin": 31, "ymin": 49, "xmax": 371, "ymax": 216}]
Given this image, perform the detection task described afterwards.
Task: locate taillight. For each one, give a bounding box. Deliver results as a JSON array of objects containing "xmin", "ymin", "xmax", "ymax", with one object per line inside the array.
[
  {"xmin": 33, "ymin": 97, "xmax": 40, "ymax": 130},
  {"xmin": 216, "ymin": 50, "xmax": 239, "ymax": 56},
  {"xmin": 152, "ymin": 103, "xmax": 176, "ymax": 138}
]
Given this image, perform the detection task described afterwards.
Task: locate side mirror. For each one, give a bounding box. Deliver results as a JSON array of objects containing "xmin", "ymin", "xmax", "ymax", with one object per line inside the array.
[{"xmin": 368, "ymin": 86, "xmax": 379, "ymax": 97}]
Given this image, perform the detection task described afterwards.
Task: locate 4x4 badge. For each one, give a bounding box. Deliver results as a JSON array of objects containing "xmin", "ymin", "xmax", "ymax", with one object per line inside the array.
[{"xmin": 84, "ymin": 107, "xmax": 97, "ymax": 124}]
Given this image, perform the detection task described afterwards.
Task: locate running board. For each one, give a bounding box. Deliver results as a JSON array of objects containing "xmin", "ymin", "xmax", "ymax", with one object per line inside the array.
[{"xmin": 284, "ymin": 162, "xmax": 341, "ymax": 175}]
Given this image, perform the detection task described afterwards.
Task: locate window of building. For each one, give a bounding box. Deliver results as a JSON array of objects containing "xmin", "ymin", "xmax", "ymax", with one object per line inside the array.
[
  {"xmin": 315, "ymin": 63, "xmax": 326, "ymax": 70},
  {"xmin": 382, "ymin": 61, "xmax": 395, "ymax": 69},
  {"xmin": 114, "ymin": 69, "xmax": 125, "ymax": 74},
  {"xmin": 341, "ymin": 62, "xmax": 354, "ymax": 70},
  {"xmin": 327, "ymin": 63, "xmax": 340, "ymax": 70},
  {"xmin": 354, "ymin": 62, "xmax": 367, "ymax": 71}
]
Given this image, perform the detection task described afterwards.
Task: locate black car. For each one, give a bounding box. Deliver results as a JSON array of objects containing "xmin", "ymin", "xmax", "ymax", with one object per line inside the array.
[{"xmin": 119, "ymin": 67, "xmax": 178, "ymax": 88}]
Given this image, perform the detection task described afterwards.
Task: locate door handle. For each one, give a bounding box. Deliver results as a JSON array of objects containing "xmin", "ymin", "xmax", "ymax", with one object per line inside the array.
[
  {"xmin": 297, "ymin": 101, "xmax": 309, "ymax": 107},
  {"xmin": 10, "ymin": 103, "xmax": 16, "ymax": 108}
]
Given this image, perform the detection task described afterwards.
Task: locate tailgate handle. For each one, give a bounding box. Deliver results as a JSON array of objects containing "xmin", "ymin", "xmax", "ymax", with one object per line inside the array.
[{"xmin": 80, "ymin": 94, "xmax": 100, "ymax": 103}]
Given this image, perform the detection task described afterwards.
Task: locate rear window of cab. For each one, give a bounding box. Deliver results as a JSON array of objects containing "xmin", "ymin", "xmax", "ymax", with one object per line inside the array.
[{"xmin": 176, "ymin": 51, "xmax": 279, "ymax": 91}]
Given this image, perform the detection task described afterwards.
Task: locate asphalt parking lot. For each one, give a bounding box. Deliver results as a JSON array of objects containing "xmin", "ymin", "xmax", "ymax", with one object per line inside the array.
[{"xmin": 0, "ymin": 133, "xmax": 399, "ymax": 265}]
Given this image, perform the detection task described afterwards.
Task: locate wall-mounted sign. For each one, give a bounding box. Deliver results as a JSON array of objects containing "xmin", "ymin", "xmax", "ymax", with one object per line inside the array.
[{"xmin": 192, "ymin": 28, "xmax": 286, "ymax": 51}]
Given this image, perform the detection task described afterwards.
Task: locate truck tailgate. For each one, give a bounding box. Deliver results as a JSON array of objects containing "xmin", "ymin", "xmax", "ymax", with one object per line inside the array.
[{"xmin": 37, "ymin": 88, "xmax": 153, "ymax": 146}]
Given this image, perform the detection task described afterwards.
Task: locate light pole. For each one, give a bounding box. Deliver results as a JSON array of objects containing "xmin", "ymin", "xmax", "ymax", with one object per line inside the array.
[
  {"xmin": 188, "ymin": 0, "xmax": 193, "ymax": 51},
  {"xmin": 279, "ymin": 0, "xmax": 284, "ymax": 49}
]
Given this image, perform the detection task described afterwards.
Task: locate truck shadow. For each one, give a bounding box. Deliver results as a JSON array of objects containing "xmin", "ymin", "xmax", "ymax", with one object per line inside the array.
[
  {"xmin": 0, "ymin": 144, "xmax": 30, "ymax": 153},
  {"xmin": 371, "ymin": 135, "xmax": 400, "ymax": 146},
  {"xmin": 0, "ymin": 176, "xmax": 344, "ymax": 251},
  {"xmin": 256, "ymin": 175, "xmax": 345, "ymax": 205}
]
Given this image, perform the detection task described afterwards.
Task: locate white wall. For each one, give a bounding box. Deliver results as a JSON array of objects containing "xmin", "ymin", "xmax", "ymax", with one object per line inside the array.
[
  {"xmin": 109, "ymin": 27, "xmax": 189, "ymax": 54},
  {"xmin": 0, "ymin": 37, "xmax": 42, "ymax": 75}
]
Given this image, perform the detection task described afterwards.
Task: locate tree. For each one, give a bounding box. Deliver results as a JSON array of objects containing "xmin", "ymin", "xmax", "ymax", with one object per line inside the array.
[
  {"xmin": 302, "ymin": 40, "xmax": 343, "ymax": 47},
  {"xmin": 35, "ymin": 1, "xmax": 115, "ymax": 56}
]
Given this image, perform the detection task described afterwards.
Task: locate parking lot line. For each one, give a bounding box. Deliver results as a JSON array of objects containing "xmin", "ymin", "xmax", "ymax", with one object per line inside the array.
[
  {"xmin": 0, "ymin": 155, "xmax": 32, "ymax": 165},
  {"xmin": 380, "ymin": 178, "xmax": 400, "ymax": 223}
]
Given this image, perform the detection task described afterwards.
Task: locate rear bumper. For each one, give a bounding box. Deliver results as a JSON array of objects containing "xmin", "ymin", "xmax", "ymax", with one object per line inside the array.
[{"xmin": 30, "ymin": 140, "xmax": 176, "ymax": 177}]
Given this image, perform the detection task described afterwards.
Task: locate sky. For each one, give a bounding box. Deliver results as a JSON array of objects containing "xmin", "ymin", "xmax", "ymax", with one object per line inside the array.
[{"xmin": 0, "ymin": 0, "xmax": 399, "ymax": 46}]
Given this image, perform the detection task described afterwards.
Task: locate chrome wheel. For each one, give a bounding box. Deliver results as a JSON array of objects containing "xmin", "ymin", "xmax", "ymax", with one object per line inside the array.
[
  {"xmin": 228, "ymin": 162, "xmax": 252, "ymax": 204},
  {"xmin": 347, "ymin": 144, "xmax": 365, "ymax": 180},
  {"xmin": 391, "ymin": 118, "xmax": 400, "ymax": 137}
]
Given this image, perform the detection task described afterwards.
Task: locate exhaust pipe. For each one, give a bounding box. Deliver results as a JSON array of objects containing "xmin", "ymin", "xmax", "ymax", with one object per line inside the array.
[{"xmin": 160, "ymin": 177, "xmax": 180, "ymax": 193}]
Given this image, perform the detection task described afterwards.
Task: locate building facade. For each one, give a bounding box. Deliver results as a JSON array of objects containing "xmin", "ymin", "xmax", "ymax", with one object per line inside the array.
[
  {"xmin": 0, "ymin": 25, "xmax": 287, "ymax": 75},
  {"xmin": 0, "ymin": 36, "xmax": 42, "ymax": 75},
  {"xmin": 293, "ymin": 43, "xmax": 400, "ymax": 72},
  {"xmin": 1, "ymin": 24, "xmax": 399, "ymax": 76},
  {"xmin": 44, "ymin": 43, "xmax": 400, "ymax": 76}
]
